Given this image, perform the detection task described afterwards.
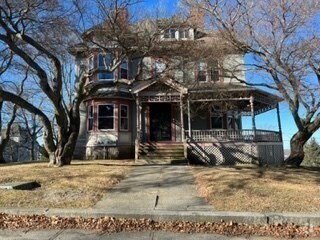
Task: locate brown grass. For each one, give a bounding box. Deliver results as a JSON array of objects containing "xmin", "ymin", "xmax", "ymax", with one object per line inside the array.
[
  {"xmin": 193, "ymin": 166, "xmax": 320, "ymax": 213},
  {"xmin": 0, "ymin": 160, "xmax": 133, "ymax": 208}
]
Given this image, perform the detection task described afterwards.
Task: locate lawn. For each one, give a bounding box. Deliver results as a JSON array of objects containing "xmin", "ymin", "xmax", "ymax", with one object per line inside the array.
[
  {"xmin": 0, "ymin": 160, "xmax": 133, "ymax": 208},
  {"xmin": 193, "ymin": 166, "xmax": 320, "ymax": 213}
]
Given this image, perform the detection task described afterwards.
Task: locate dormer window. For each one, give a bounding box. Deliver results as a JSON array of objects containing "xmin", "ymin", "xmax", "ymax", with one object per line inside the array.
[
  {"xmin": 164, "ymin": 29, "xmax": 176, "ymax": 39},
  {"xmin": 179, "ymin": 29, "xmax": 189, "ymax": 39}
]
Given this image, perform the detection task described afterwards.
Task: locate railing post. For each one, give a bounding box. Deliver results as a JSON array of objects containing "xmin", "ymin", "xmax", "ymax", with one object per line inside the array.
[
  {"xmin": 180, "ymin": 94, "xmax": 185, "ymax": 141},
  {"xmin": 250, "ymin": 95, "xmax": 256, "ymax": 141},
  {"xmin": 187, "ymin": 99, "xmax": 191, "ymax": 138},
  {"xmin": 276, "ymin": 103, "xmax": 283, "ymax": 142}
]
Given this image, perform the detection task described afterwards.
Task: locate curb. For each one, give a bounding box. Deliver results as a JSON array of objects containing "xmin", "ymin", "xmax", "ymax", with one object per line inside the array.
[{"xmin": 1, "ymin": 208, "xmax": 320, "ymax": 226}]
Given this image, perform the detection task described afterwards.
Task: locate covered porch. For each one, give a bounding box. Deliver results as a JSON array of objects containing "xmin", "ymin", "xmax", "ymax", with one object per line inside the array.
[{"xmin": 185, "ymin": 85, "xmax": 284, "ymax": 165}]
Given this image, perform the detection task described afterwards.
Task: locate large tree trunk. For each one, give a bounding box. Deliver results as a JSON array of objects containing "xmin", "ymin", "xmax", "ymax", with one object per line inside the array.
[
  {"xmin": 285, "ymin": 130, "xmax": 312, "ymax": 167},
  {"xmin": 0, "ymin": 145, "xmax": 6, "ymax": 164}
]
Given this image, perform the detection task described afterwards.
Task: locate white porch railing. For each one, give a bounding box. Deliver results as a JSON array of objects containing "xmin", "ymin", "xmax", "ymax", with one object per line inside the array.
[{"xmin": 185, "ymin": 129, "xmax": 281, "ymax": 142}]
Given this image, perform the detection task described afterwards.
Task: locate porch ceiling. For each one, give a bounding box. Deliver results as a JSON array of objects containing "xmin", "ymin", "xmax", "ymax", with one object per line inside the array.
[{"xmin": 188, "ymin": 84, "xmax": 283, "ymax": 115}]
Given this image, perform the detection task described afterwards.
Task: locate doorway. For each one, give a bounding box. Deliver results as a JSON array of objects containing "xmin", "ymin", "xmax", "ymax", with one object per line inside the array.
[{"xmin": 150, "ymin": 103, "xmax": 172, "ymax": 141}]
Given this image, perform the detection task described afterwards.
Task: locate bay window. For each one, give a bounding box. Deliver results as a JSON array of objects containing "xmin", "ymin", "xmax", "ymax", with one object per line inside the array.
[
  {"xmin": 120, "ymin": 104, "xmax": 129, "ymax": 131},
  {"xmin": 98, "ymin": 104, "xmax": 114, "ymax": 130}
]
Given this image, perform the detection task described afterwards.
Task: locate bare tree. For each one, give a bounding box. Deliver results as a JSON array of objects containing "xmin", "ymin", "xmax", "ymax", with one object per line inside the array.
[{"xmin": 184, "ymin": 0, "xmax": 320, "ymax": 166}]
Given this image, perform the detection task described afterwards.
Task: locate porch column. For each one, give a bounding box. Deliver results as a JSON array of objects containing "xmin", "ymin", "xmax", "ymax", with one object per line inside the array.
[
  {"xmin": 250, "ymin": 95, "xmax": 256, "ymax": 139},
  {"xmin": 180, "ymin": 94, "xmax": 185, "ymax": 141},
  {"xmin": 276, "ymin": 103, "xmax": 283, "ymax": 142},
  {"xmin": 135, "ymin": 93, "xmax": 140, "ymax": 160},
  {"xmin": 187, "ymin": 99, "xmax": 191, "ymax": 138}
]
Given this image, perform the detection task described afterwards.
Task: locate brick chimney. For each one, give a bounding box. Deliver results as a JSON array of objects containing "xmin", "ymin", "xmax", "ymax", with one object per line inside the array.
[
  {"xmin": 113, "ymin": 7, "xmax": 129, "ymax": 27},
  {"xmin": 189, "ymin": 7, "xmax": 204, "ymax": 29}
]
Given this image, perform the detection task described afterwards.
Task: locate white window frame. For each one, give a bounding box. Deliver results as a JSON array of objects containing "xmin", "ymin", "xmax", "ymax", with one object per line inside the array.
[
  {"xmin": 179, "ymin": 29, "xmax": 189, "ymax": 39},
  {"xmin": 87, "ymin": 105, "xmax": 93, "ymax": 131},
  {"xmin": 88, "ymin": 55, "xmax": 94, "ymax": 71},
  {"xmin": 120, "ymin": 104, "xmax": 129, "ymax": 131},
  {"xmin": 97, "ymin": 104, "xmax": 115, "ymax": 131}
]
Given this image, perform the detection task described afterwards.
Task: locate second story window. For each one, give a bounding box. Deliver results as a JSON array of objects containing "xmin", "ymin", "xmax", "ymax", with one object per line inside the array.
[
  {"xmin": 120, "ymin": 58, "xmax": 128, "ymax": 79},
  {"xmin": 88, "ymin": 56, "xmax": 94, "ymax": 70},
  {"xmin": 98, "ymin": 53, "xmax": 113, "ymax": 69},
  {"xmin": 197, "ymin": 62, "xmax": 207, "ymax": 82},
  {"xmin": 210, "ymin": 61, "xmax": 220, "ymax": 82}
]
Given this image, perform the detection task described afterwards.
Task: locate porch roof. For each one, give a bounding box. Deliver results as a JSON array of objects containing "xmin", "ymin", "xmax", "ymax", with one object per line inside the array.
[
  {"xmin": 132, "ymin": 78, "xmax": 188, "ymax": 95},
  {"xmin": 188, "ymin": 84, "xmax": 283, "ymax": 115}
]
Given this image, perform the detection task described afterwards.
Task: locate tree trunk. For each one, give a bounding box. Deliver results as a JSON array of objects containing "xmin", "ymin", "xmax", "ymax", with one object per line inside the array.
[
  {"xmin": 285, "ymin": 130, "xmax": 311, "ymax": 167},
  {"xmin": 0, "ymin": 147, "xmax": 6, "ymax": 164}
]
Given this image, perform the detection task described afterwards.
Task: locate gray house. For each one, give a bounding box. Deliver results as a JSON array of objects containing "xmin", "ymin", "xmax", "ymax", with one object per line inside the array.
[{"xmin": 71, "ymin": 8, "xmax": 284, "ymax": 165}]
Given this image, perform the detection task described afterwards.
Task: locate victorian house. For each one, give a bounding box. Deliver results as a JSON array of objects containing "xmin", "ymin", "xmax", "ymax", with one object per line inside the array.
[{"xmin": 70, "ymin": 8, "xmax": 284, "ymax": 165}]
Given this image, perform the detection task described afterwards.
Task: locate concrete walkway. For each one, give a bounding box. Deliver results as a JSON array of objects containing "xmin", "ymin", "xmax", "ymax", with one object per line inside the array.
[{"xmin": 94, "ymin": 165, "xmax": 212, "ymax": 211}]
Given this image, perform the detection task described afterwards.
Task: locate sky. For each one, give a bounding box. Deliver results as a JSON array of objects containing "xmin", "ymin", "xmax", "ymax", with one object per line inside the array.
[{"xmin": 141, "ymin": 0, "xmax": 320, "ymax": 150}]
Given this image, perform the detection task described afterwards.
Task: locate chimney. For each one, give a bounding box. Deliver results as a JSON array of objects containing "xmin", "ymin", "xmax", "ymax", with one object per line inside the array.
[
  {"xmin": 189, "ymin": 7, "xmax": 204, "ymax": 29},
  {"xmin": 114, "ymin": 7, "xmax": 129, "ymax": 27}
]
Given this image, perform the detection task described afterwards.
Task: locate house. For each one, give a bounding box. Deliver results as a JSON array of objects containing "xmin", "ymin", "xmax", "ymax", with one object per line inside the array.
[
  {"xmin": 70, "ymin": 7, "xmax": 284, "ymax": 165},
  {"xmin": 0, "ymin": 124, "xmax": 39, "ymax": 162}
]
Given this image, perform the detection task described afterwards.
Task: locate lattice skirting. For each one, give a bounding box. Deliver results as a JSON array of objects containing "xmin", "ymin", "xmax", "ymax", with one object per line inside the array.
[
  {"xmin": 86, "ymin": 145, "xmax": 134, "ymax": 160},
  {"xmin": 187, "ymin": 142, "xmax": 284, "ymax": 165}
]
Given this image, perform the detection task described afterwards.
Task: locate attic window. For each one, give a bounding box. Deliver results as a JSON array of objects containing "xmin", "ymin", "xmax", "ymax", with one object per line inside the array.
[
  {"xmin": 179, "ymin": 29, "xmax": 189, "ymax": 39},
  {"xmin": 164, "ymin": 29, "xmax": 176, "ymax": 39}
]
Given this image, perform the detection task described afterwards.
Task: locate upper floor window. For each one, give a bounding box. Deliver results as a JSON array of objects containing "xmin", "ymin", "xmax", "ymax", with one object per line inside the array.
[
  {"xmin": 98, "ymin": 53, "xmax": 114, "ymax": 69},
  {"xmin": 98, "ymin": 104, "xmax": 114, "ymax": 130},
  {"xmin": 120, "ymin": 58, "xmax": 128, "ymax": 79},
  {"xmin": 210, "ymin": 61, "xmax": 220, "ymax": 82},
  {"xmin": 179, "ymin": 29, "xmax": 189, "ymax": 39},
  {"xmin": 164, "ymin": 29, "xmax": 176, "ymax": 39},
  {"xmin": 87, "ymin": 105, "xmax": 93, "ymax": 131},
  {"xmin": 88, "ymin": 55, "xmax": 94, "ymax": 70},
  {"xmin": 98, "ymin": 72, "xmax": 114, "ymax": 81},
  {"xmin": 120, "ymin": 104, "xmax": 129, "ymax": 131},
  {"xmin": 197, "ymin": 62, "xmax": 207, "ymax": 82},
  {"xmin": 155, "ymin": 60, "xmax": 166, "ymax": 76}
]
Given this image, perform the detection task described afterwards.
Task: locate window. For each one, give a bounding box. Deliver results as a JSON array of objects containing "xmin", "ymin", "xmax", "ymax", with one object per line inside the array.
[
  {"xmin": 98, "ymin": 104, "xmax": 114, "ymax": 130},
  {"xmin": 120, "ymin": 105, "xmax": 129, "ymax": 130},
  {"xmin": 87, "ymin": 105, "xmax": 93, "ymax": 131},
  {"xmin": 197, "ymin": 62, "xmax": 207, "ymax": 82},
  {"xmin": 155, "ymin": 60, "xmax": 166, "ymax": 75},
  {"xmin": 88, "ymin": 56, "xmax": 94, "ymax": 70},
  {"xmin": 98, "ymin": 53, "xmax": 113, "ymax": 69},
  {"xmin": 98, "ymin": 72, "xmax": 114, "ymax": 81},
  {"xmin": 163, "ymin": 29, "xmax": 176, "ymax": 39},
  {"xmin": 210, "ymin": 61, "xmax": 220, "ymax": 82},
  {"xmin": 120, "ymin": 58, "xmax": 128, "ymax": 79},
  {"xmin": 179, "ymin": 29, "xmax": 189, "ymax": 39}
]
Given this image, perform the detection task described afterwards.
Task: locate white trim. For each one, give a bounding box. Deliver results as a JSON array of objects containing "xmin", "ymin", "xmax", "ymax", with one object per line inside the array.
[{"xmin": 97, "ymin": 104, "xmax": 115, "ymax": 131}]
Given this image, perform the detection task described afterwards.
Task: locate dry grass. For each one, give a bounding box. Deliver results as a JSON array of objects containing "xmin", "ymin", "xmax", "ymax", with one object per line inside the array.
[
  {"xmin": 193, "ymin": 166, "xmax": 320, "ymax": 213},
  {"xmin": 0, "ymin": 160, "xmax": 133, "ymax": 208}
]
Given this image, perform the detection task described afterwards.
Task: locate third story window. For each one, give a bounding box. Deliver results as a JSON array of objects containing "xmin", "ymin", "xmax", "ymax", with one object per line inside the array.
[
  {"xmin": 98, "ymin": 104, "xmax": 114, "ymax": 130},
  {"xmin": 98, "ymin": 53, "xmax": 113, "ymax": 69}
]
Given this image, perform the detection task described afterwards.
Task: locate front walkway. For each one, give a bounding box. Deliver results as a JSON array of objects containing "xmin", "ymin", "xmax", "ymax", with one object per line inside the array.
[{"xmin": 94, "ymin": 165, "xmax": 213, "ymax": 211}]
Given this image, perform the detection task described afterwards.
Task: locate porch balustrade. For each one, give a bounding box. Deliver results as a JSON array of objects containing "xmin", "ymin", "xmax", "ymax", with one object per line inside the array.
[{"xmin": 185, "ymin": 129, "xmax": 281, "ymax": 142}]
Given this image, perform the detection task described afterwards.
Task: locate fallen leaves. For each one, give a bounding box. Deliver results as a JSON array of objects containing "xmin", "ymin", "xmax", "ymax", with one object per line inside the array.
[{"xmin": 0, "ymin": 213, "xmax": 319, "ymax": 238}]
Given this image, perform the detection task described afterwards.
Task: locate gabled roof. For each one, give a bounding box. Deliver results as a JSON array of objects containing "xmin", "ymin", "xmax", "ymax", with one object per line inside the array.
[{"xmin": 131, "ymin": 78, "xmax": 188, "ymax": 94}]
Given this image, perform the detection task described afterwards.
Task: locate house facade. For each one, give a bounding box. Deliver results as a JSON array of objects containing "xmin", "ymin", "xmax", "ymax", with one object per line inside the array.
[{"xmin": 71, "ymin": 8, "xmax": 284, "ymax": 165}]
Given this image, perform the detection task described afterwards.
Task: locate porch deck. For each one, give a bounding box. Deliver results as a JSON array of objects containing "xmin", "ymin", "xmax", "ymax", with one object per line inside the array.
[{"xmin": 186, "ymin": 129, "xmax": 281, "ymax": 142}]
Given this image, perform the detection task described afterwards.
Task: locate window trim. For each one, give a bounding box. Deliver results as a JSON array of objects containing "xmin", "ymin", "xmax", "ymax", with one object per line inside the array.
[
  {"xmin": 88, "ymin": 55, "xmax": 94, "ymax": 71},
  {"xmin": 119, "ymin": 104, "xmax": 129, "ymax": 131},
  {"xmin": 87, "ymin": 105, "xmax": 94, "ymax": 132},
  {"xmin": 97, "ymin": 104, "xmax": 115, "ymax": 131}
]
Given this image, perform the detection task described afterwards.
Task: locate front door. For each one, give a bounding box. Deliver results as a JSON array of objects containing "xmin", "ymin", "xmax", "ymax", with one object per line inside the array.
[{"xmin": 150, "ymin": 103, "xmax": 172, "ymax": 141}]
